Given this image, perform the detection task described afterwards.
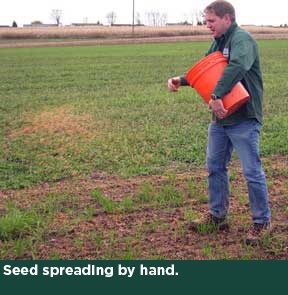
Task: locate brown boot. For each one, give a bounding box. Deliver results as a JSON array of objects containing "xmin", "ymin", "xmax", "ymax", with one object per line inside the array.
[
  {"xmin": 187, "ymin": 213, "xmax": 229, "ymax": 233},
  {"xmin": 245, "ymin": 223, "xmax": 272, "ymax": 246}
]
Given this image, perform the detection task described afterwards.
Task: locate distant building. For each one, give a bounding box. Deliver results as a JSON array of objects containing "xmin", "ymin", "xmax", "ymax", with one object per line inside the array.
[
  {"xmin": 71, "ymin": 23, "xmax": 103, "ymax": 27},
  {"xmin": 111, "ymin": 24, "xmax": 144, "ymax": 27},
  {"xmin": 166, "ymin": 22, "xmax": 192, "ymax": 26}
]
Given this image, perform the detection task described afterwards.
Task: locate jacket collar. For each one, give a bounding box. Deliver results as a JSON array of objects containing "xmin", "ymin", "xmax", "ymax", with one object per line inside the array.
[{"xmin": 215, "ymin": 22, "xmax": 238, "ymax": 42}]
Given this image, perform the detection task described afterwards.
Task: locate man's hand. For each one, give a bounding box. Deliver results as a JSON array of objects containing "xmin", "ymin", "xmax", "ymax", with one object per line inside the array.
[
  {"xmin": 209, "ymin": 99, "xmax": 228, "ymax": 119},
  {"xmin": 168, "ymin": 77, "xmax": 181, "ymax": 92}
]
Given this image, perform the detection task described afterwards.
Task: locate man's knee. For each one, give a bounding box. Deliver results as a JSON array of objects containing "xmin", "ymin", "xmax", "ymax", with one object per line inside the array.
[
  {"xmin": 243, "ymin": 166, "xmax": 265, "ymax": 182},
  {"xmin": 207, "ymin": 157, "xmax": 227, "ymax": 174}
]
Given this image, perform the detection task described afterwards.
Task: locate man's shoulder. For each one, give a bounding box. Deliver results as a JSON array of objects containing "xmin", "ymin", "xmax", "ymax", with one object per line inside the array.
[{"xmin": 231, "ymin": 26, "xmax": 256, "ymax": 43}]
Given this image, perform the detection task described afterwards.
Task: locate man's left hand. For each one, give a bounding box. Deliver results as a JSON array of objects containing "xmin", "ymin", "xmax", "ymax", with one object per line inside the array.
[{"xmin": 208, "ymin": 99, "xmax": 228, "ymax": 119}]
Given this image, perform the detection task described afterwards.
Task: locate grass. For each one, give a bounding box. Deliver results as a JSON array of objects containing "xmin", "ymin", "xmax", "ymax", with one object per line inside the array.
[
  {"xmin": 0, "ymin": 42, "xmax": 209, "ymax": 189},
  {"xmin": 0, "ymin": 40, "xmax": 288, "ymax": 260},
  {"xmin": 1, "ymin": 40, "xmax": 287, "ymax": 190},
  {"xmin": 0, "ymin": 202, "xmax": 43, "ymax": 240}
]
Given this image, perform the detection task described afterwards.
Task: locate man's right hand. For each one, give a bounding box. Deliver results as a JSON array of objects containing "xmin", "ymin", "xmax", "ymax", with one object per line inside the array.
[{"xmin": 168, "ymin": 77, "xmax": 181, "ymax": 92}]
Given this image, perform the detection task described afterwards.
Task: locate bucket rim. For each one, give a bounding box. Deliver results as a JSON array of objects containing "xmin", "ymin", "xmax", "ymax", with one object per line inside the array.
[{"xmin": 186, "ymin": 51, "xmax": 227, "ymax": 87}]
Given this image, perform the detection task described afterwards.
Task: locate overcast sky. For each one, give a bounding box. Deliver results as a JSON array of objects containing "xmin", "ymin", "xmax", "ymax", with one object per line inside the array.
[{"xmin": 1, "ymin": 0, "xmax": 287, "ymax": 27}]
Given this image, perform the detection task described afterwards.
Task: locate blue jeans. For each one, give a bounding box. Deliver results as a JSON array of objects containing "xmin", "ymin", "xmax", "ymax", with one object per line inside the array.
[{"xmin": 206, "ymin": 118, "xmax": 270, "ymax": 224}]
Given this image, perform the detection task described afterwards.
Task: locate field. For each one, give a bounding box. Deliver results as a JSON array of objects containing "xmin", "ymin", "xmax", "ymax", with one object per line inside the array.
[
  {"xmin": 1, "ymin": 25, "xmax": 288, "ymax": 48},
  {"xmin": 0, "ymin": 39, "xmax": 288, "ymax": 260}
]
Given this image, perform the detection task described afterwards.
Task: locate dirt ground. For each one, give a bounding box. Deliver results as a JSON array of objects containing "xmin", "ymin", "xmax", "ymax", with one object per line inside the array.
[
  {"xmin": 1, "ymin": 156, "xmax": 287, "ymax": 260},
  {"xmin": 1, "ymin": 33, "xmax": 288, "ymax": 49}
]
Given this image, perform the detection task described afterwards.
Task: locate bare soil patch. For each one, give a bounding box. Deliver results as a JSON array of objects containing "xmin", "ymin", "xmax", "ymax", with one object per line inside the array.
[
  {"xmin": 1, "ymin": 156, "xmax": 287, "ymax": 260},
  {"xmin": 9, "ymin": 106, "xmax": 94, "ymax": 139}
]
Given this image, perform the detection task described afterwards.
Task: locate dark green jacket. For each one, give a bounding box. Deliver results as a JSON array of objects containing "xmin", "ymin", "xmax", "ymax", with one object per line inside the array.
[{"xmin": 181, "ymin": 22, "xmax": 264, "ymax": 126}]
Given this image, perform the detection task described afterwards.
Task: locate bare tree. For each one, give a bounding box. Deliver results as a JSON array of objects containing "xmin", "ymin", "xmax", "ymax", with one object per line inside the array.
[
  {"xmin": 184, "ymin": 11, "xmax": 195, "ymax": 26},
  {"xmin": 136, "ymin": 12, "xmax": 142, "ymax": 25},
  {"xmin": 51, "ymin": 9, "xmax": 63, "ymax": 26},
  {"xmin": 145, "ymin": 11, "xmax": 167, "ymax": 26},
  {"xmin": 160, "ymin": 13, "xmax": 168, "ymax": 26},
  {"xmin": 106, "ymin": 11, "xmax": 117, "ymax": 25},
  {"xmin": 195, "ymin": 9, "xmax": 205, "ymax": 26},
  {"xmin": 145, "ymin": 11, "xmax": 156, "ymax": 26}
]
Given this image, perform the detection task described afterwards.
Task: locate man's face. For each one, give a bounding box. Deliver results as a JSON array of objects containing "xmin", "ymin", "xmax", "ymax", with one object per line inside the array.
[{"xmin": 205, "ymin": 10, "xmax": 231, "ymax": 38}]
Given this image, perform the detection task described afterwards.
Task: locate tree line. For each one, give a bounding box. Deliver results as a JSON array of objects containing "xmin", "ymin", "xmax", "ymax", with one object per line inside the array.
[
  {"xmin": 11, "ymin": 8, "xmax": 206, "ymax": 27},
  {"xmin": 106, "ymin": 10, "xmax": 205, "ymax": 26}
]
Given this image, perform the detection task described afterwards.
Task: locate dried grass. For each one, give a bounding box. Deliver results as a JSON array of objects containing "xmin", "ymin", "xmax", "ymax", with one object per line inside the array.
[
  {"xmin": 1, "ymin": 25, "xmax": 287, "ymax": 40},
  {"xmin": 8, "ymin": 105, "xmax": 97, "ymax": 148},
  {"xmin": 0, "ymin": 25, "xmax": 209, "ymax": 40}
]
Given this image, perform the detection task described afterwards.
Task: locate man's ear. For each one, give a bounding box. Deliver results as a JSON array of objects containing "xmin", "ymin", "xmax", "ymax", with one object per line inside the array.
[{"xmin": 223, "ymin": 14, "xmax": 232, "ymax": 24}]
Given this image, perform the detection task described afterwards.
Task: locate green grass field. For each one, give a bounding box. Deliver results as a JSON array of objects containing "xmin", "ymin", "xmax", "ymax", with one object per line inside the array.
[
  {"xmin": 0, "ymin": 40, "xmax": 288, "ymax": 260},
  {"xmin": 1, "ymin": 40, "xmax": 287, "ymax": 189}
]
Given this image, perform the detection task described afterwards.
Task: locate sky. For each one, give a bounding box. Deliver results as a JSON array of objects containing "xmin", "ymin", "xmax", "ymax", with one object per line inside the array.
[{"xmin": 1, "ymin": 0, "xmax": 287, "ymax": 27}]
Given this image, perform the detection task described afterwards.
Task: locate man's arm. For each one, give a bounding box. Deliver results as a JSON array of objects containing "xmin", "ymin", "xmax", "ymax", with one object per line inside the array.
[{"xmin": 213, "ymin": 34, "xmax": 257, "ymax": 98}]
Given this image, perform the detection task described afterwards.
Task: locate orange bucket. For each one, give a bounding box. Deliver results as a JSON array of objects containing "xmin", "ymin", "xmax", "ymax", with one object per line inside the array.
[{"xmin": 185, "ymin": 51, "xmax": 250, "ymax": 117}]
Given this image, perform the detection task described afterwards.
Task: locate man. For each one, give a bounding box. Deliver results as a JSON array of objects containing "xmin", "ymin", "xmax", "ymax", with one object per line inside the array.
[{"xmin": 167, "ymin": 0, "xmax": 271, "ymax": 245}]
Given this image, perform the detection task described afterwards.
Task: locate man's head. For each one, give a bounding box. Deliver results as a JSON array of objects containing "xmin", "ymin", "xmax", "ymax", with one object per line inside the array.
[{"xmin": 205, "ymin": 1, "xmax": 235, "ymax": 38}]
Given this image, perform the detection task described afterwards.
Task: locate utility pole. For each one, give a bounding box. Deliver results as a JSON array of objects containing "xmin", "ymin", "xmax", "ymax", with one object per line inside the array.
[{"xmin": 132, "ymin": 0, "xmax": 135, "ymax": 35}]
